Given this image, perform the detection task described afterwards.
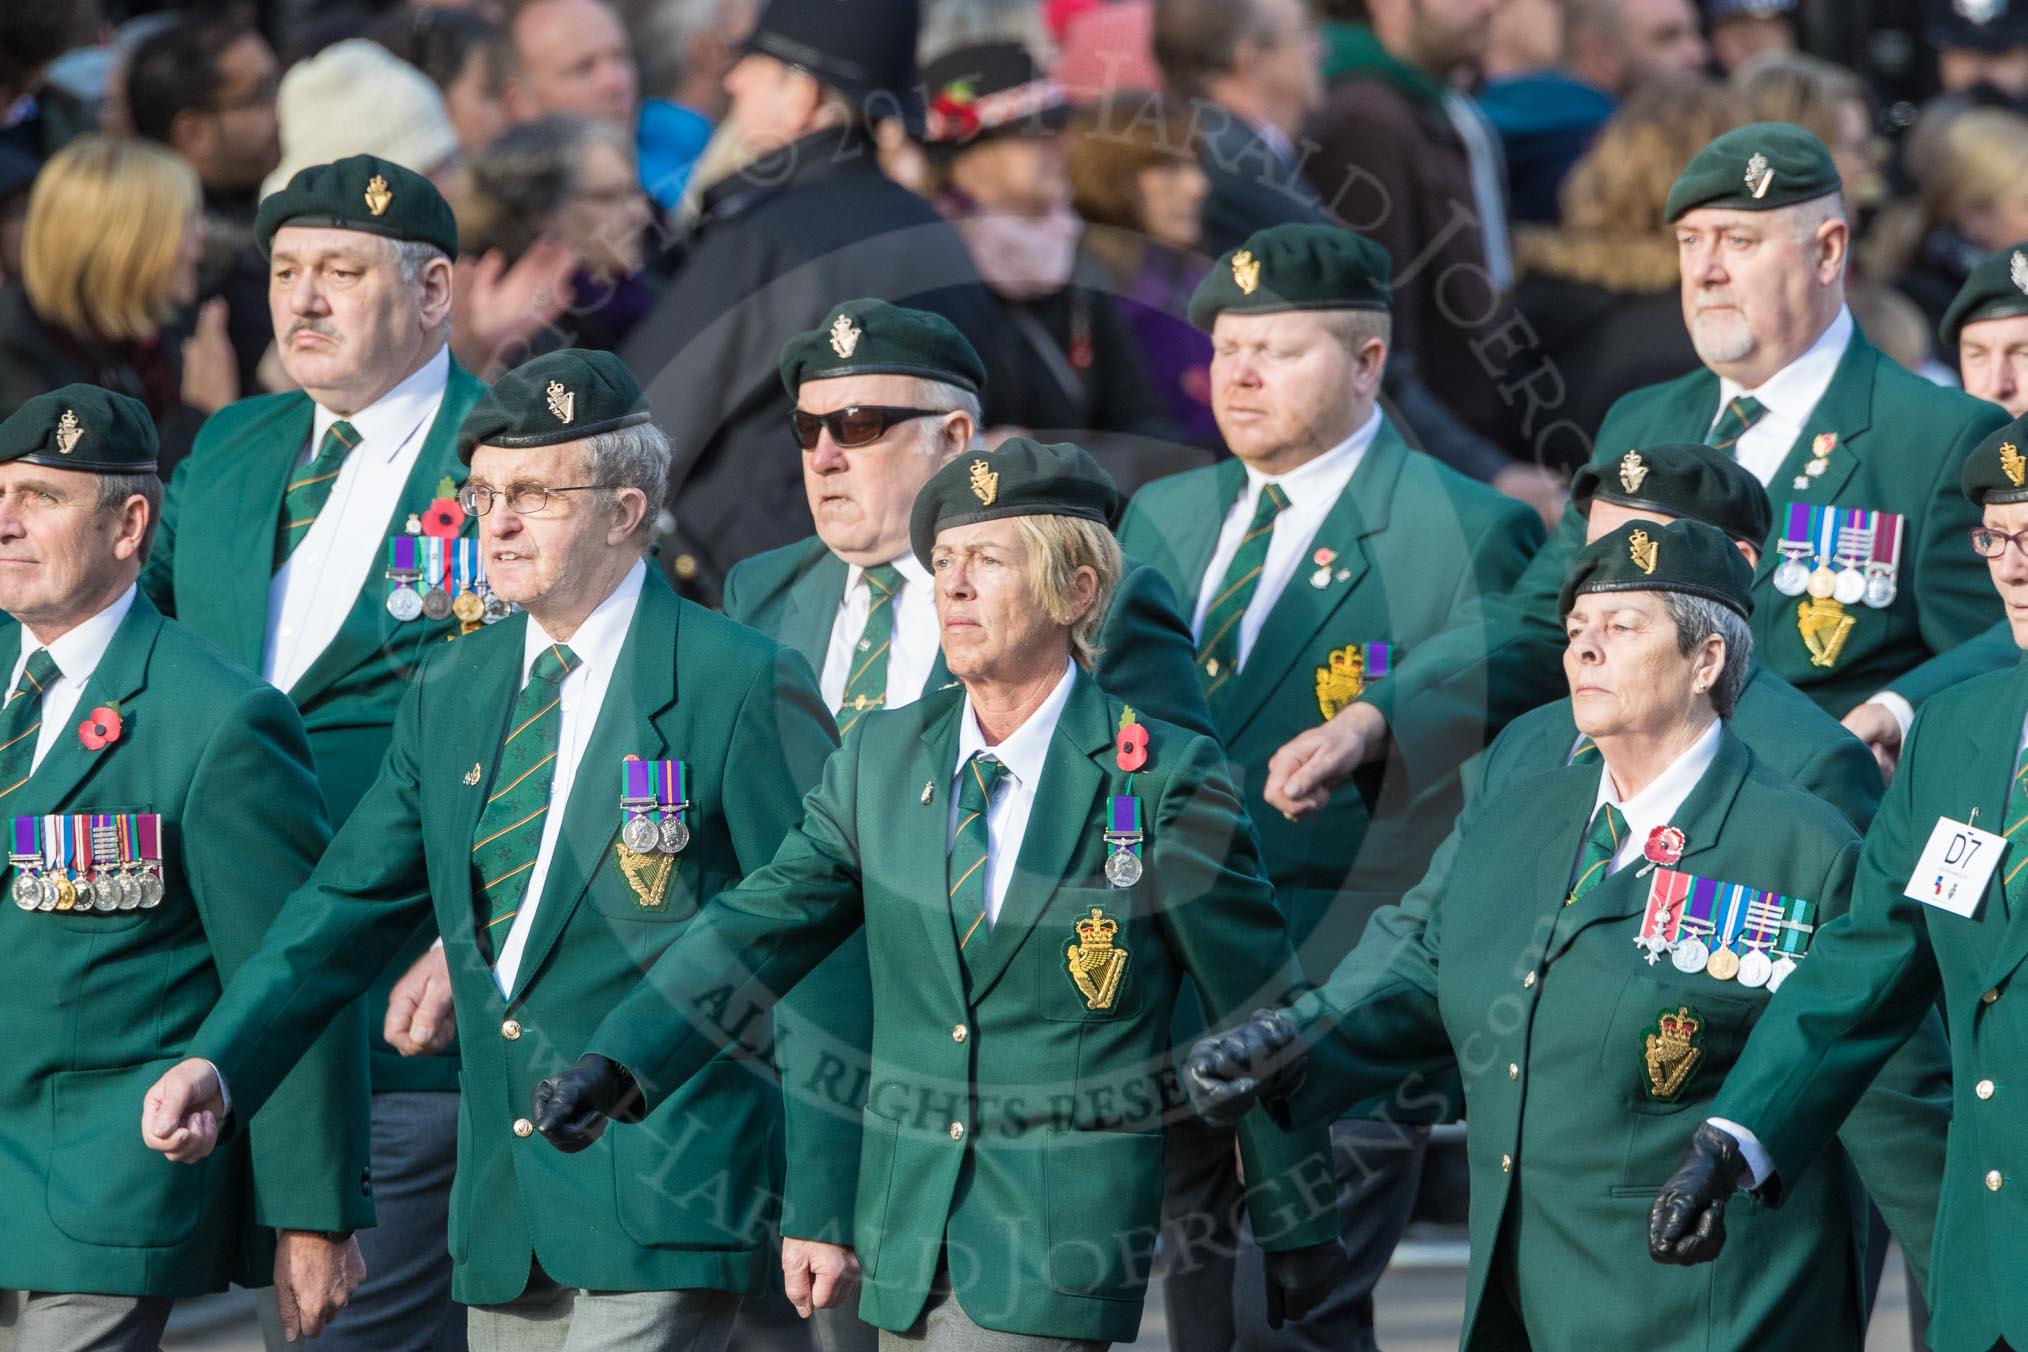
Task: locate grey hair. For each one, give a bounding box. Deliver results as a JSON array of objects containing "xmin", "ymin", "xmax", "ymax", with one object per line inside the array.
[
  {"xmin": 1786, "ymin": 191, "xmax": 1848, "ymax": 247},
  {"xmin": 96, "ymin": 470, "xmax": 164, "ymax": 563},
  {"xmin": 579, "ymin": 421, "xmax": 672, "ymax": 552},
  {"xmin": 903, "ymin": 376, "xmax": 986, "ymax": 456},
  {"xmin": 1316, "ymin": 308, "xmax": 1393, "ymax": 354},
  {"xmin": 390, "ymin": 237, "xmax": 454, "ymax": 340},
  {"xmin": 1661, "ymin": 591, "xmax": 1753, "ymax": 719}
]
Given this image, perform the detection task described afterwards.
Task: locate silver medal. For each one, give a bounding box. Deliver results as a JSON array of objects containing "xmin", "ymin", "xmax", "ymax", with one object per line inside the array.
[
  {"xmin": 35, "ymin": 877, "xmax": 57, "ymax": 912},
  {"xmin": 71, "ymin": 877, "xmax": 93, "ymax": 911},
  {"xmin": 91, "ymin": 873, "xmax": 118, "ymax": 912},
  {"xmin": 1864, "ymin": 571, "xmax": 1896, "ymax": 609},
  {"xmin": 483, "ymin": 593, "xmax": 513, "ymax": 624},
  {"xmin": 1737, "ymin": 948, "xmax": 1773, "ymax": 988},
  {"xmin": 1767, "ymin": 955, "xmax": 1797, "ymax": 992},
  {"xmin": 11, "ymin": 873, "xmax": 36, "ymax": 910},
  {"xmin": 659, "ymin": 816, "xmax": 690, "ymax": 853},
  {"xmin": 1772, "ymin": 559, "xmax": 1809, "ymax": 596},
  {"xmin": 116, "ymin": 872, "xmax": 140, "ymax": 911},
  {"xmin": 138, "ymin": 869, "xmax": 163, "ymax": 908},
  {"xmin": 622, "ymin": 813, "xmax": 661, "ymax": 854},
  {"xmin": 1105, "ymin": 848, "xmax": 1142, "ymax": 888},
  {"xmin": 420, "ymin": 587, "xmax": 453, "ymax": 621},
  {"xmin": 1832, "ymin": 567, "xmax": 1866, "ymax": 606},
  {"xmin": 387, "ymin": 585, "xmax": 424, "ymax": 622},
  {"xmin": 1671, "ymin": 936, "xmax": 1710, "ymax": 973}
]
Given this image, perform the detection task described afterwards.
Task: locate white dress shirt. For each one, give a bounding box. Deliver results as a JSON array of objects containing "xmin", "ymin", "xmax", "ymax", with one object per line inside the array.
[
  {"xmin": 819, "ymin": 553, "xmax": 938, "ymax": 713},
  {"xmin": 1583, "ymin": 718, "xmax": 1722, "ymax": 879},
  {"xmin": 8, "ymin": 585, "xmax": 137, "ymax": 772},
  {"xmin": 948, "ymin": 660, "xmax": 1077, "ymax": 929},
  {"xmin": 490, "ymin": 561, "xmax": 646, "ymax": 994},
  {"xmin": 264, "ymin": 345, "xmax": 450, "ymax": 693},
  {"xmin": 1191, "ymin": 408, "xmax": 1382, "ymax": 671},
  {"xmin": 1708, "ymin": 306, "xmax": 1853, "ymax": 488}
]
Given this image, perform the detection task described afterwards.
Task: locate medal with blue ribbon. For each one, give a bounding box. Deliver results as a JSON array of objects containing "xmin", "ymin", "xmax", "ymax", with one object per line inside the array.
[
  {"xmin": 11, "ymin": 812, "xmax": 162, "ymax": 913},
  {"xmin": 420, "ymin": 538, "xmax": 452, "ymax": 620},
  {"xmin": 452, "ymin": 539, "xmax": 486, "ymax": 627}
]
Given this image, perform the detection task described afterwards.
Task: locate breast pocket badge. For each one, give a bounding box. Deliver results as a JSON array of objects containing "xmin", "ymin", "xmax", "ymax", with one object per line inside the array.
[{"xmin": 1066, "ymin": 907, "xmax": 1129, "ymax": 1011}]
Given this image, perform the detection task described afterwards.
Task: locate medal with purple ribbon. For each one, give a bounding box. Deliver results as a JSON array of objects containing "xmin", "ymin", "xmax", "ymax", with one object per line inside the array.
[
  {"xmin": 1104, "ymin": 794, "xmax": 1143, "ymax": 888},
  {"xmin": 619, "ymin": 759, "xmax": 691, "ymax": 854},
  {"xmin": 386, "ymin": 536, "xmax": 423, "ymax": 621}
]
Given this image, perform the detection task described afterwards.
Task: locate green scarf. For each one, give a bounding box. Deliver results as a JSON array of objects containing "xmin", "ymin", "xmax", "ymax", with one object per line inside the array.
[{"xmin": 1321, "ymin": 21, "xmax": 1448, "ymax": 110}]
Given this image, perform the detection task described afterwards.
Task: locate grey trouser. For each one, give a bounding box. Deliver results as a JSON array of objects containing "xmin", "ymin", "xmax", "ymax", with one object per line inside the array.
[
  {"xmin": 465, "ymin": 1265, "xmax": 741, "ymax": 1352},
  {"xmin": 877, "ymin": 1289, "xmax": 1106, "ymax": 1352},
  {"xmin": 0, "ymin": 1289, "xmax": 172, "ymax": 1352}
]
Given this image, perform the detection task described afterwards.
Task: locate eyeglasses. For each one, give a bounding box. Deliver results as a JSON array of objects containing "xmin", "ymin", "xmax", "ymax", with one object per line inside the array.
[
  {"xmin": 1971, "ymin": 525, "xmax": 2028, "ymax": 559},
  {"xmin": 458, "ymin": 483, "xmax": 613, "ymax": 516},
  {"xmin": 790, "ymin": 406, "xmax": 943, "ymax": 451}
]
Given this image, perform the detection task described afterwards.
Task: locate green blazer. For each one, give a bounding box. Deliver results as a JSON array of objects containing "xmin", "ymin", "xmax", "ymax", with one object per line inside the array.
[
  {"xmin": 143, "ymin": 359, "xmax": 487, "ymax": 1092},
  {"xmin": 186, "ymin": 569, "xmax": 838, "ymax": 1305},
  {"xmin": 1279, "ymin": 731, "xmax": 1952, "ymax": 1351},
  {"xmin": 1367, "ymin": 329, "xmax": 2008, "ymax": 745},
  {"xmin": 582, "ymin": 670, "xmax": 1338, "ymax": 1344},
  {"xmin": 721, "ymin": 533, "xmax": 1218, "ymax": 1239},
  {"xmin": 1707, "ymin": 653, "xmax": 2028, "ymax": 1352},
  {"xmin": 0, "ymin": 596, "xmax": 372, "ymax": 1297},
  {"xmin": 1886, "ymin": 616, "xmax": 2018, "ymax": 709},
  {"xmin": 1117, "ymin": 419, "xmax": 1545, "ymax": 971},
  {"xmin": 1481, "ymin": 665, "xmax": 1883, "ymax": 832}
]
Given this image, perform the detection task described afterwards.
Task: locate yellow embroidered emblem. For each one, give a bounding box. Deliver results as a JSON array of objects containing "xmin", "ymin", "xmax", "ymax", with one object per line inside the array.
[
  {"xmin": 54, "ymin": 409, "xmax": 81, "ymax": 455},
  {"xmin": 1797, "ymin": 596, "xmax": 1855, "ymax": 669},
  {"xmin": 1628, "ymin": 528, "xmax": 1658, "ymax": 575},
  {"xmin": 1642, "ymin": 1005, "xmax": 1705, "ymax": 1102},
  {"xmin": 1314, "ymin": 645, "xmax": 1367, "ymax": 721},
  {"xmin": 546, "ymin": 379, "xmax": 574, "ymax": 425},
  {"xmin": 828, "ymin": 312, "xmax": 861, "ymax": 359},
  {"xmin": 616, "ymin": 843, "xmax": 676, "ymax": 910},
  {"xmin": 1744, "ymin": 152, "xmax": 1773, "ymax": 199},
  {"xmin": 462, "ymin": 762, "xmax": 482, "ymax": 786},
  {"xmin": 1066, "ymin": 907, "xmax": 1128, "ymax": 1010},
  {"xmin": 968, "ymin": 457, "xmax": 998, "ymax": 506},
  {"xmin": 1231, "ymin": 249, "xmax": 1261, "ymax": 295},
  {"xmin": 1618, "ymin": 450, "xmax": 1648, "ymax": 494},
  {"xmin": 2004, "ymin": 440, "xmax": 2026, "ymax": 488},
  {"xmin": 363, "ymin": 174, "xmax": 393, "ymax": 217}
]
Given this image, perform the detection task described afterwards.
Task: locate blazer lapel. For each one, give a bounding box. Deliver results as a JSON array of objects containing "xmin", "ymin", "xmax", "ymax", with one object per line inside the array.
[
  {"xmin": 289, "ymin": 365, "xmax": 481, "ymax": 707},
  {"xmin": 508, "ymin": 575, "xmax": 680, "ymax": 1002},
  {"xmin": 216, "ymin": 396, "xmax": 314, "ymax": 670},
  {"xmin": 436, "ymin": 616, "xmax": 525, "ymax": 963},
  {"xmin": 912, "ymin": 691, "xmax": 969, "ymax": 1012},
  {"xmin": 20, "ymin": 598, "xmax": 163, "ymax": 814},
  {"xmin": 962, "ymin": 672, "xmax": 1111, "ymax": 1004},
  {"xmin": 783, "ymin": 548, "xmax": 848, "ymax": 676},
  {"xmin": 1542, "ymin": 731, "xmax": 1750, "ymax": 966},
  {"xmin": 1211, "ymin": 426, "xmax": 1400, "ymax": 738},
  {"xmin": 1975, "ymin": 665, "xmax": 2028, "ymax": 985},
  {"xmin": 1177, "ymin": 459, "xmax": 1246, "ymax": 599},
  {"xmin": 1750, "ymin": 332, "xmax": 1875, "ymax": 591}
]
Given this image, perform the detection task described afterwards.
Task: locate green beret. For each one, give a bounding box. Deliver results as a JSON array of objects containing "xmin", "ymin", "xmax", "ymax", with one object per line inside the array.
[
  {"xmin": 255, "ymin": 154, "xmax": 458, "ymax": 260},
  {"xmin": 779, "ymin": 299, "xmax": 986, "ymax": 396},
  {"xmin": 457, "ymin": 349, "xmax": 652, "ymax": 465},
  {"xmin": 0, "ymin": 384, "xmax": 158, "ymax": 474},
  {"xmin": 1663, "ymin": 121, "xmax": 1842, "ymax": 222},
  {"xmin": 909, "ymin": 437, "xmax": 1118, "ymax": 569},
  {"xmin": 1571, "ymin": 444, "xmax": 1771, "ymax": 546},
  {"xmin": 1940, "ymin": 243, "xmax": 2028, "ymax": 347},
  {"xmin": 1559, "ymin": 518, "xmax": 1755, "ymax": 620},
  {"xmin": 1961, "ymin": 413, "xmax": 2028, "ymax": 506},
  {"xmin": 1188, "ymin": 223, "xmax": 1392, "ymax": 331}
]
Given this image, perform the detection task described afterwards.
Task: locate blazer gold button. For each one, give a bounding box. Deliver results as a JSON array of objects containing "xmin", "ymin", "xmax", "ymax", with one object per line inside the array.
[
  {"xmin": 1988, "ymin": 1169, "xmax": 2004, "ymax": 1191},
  {"xmin": 513, "ymin": 1118, "xmax": 534, "ymax": 1138},
  {"xmin": 952, "ymin": 1024, "xmax": 968, "ymax": 1043},
  {"xmin": 1508, "ymin": 1063, "xmax": 1519, "ymax": 1080},
  {"xmin": 502, "ymin": 1019, "xmax": 522, "ymax": 1040},
  {"xmin": 1978, "ymin": 1079, "xmax": 1996, "ymax": 1100},
  {"xmin": 1985, "ymin": 987, "xmax": 2003, "ymax": 1004},
  {"xmin": 1522, "ymin": 972, "xmax": 1536, "ymax": 989},
  {"xmin": 949, "ymin": 1122, "xmax": 965, "ymax": 1141}
]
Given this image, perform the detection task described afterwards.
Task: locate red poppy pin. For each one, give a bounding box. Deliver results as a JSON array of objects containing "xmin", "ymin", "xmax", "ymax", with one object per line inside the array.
[
  {"xmin": 928, "ymin": 80, "xmax": 981, "ymax": 140},
  {"xmin": 78, "ymin": 705, "xmax": 122, "ymax": 751},
  {"xmin": 420, "ymin": 496, "xmax": 466, "ymax": 538},
  {"xmin": 1639, "ymin": 824, "xmax": 1686, "ymax": 876},
  {"xmin": 1313, "ymin": 547, "xmax": 1336, "ymax": 568},
  {"xmin": 1116, "ymin": 706, "xmax": 1149, "ymax": 773}
]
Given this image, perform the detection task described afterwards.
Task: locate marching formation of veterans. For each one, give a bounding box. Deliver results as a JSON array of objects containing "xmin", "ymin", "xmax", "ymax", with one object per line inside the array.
[{"xmin": 19, "ymin": 2, "xmax": 2028, "ymax": 1351}]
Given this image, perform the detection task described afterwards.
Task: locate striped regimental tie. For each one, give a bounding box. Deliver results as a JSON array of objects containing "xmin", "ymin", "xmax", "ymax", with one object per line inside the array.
[
  {"xmin": 275, "ymin": 420, "xmax": 358, "ymax": 567},
  {"xmin": 948, "ymin": 752, "xmax": 1007, "ymax": 983},
  {"xmin": 1197, "ymin": 482, "xmax": 1289, "ymax": 697},
  {"xmin": 1707, "ymin": 395, "xmax": 1767, "ymax": 455},
  {"xmin": 0, "ymin": 649, "xmax": 60, "ymax": 802},
  {"xmin": 1566, "ymin": 802, "xmax": 1628, "ymax": 906},
  {"xmin": 471, "ymin": 643, "xmax": 580, "ymax": 961},
  {"xmin": 837, "ymin": 564, "xmax": 903, "ymax": 737}
]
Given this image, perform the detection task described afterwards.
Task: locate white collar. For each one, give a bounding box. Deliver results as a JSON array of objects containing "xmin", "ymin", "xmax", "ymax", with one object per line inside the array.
[
  {"xmin": 1716, "ymin": 306, "xmax": 1853, "ymax": 424},
  {"xmin": 519, "ymin": 560, "xmax": 647, "ymax": 680},
  {"xmin": 19, "ymin": 584, "xmax": 137, "ymax": 684},
  {"xmin": 1238, "ymin": 406, "xmax": 1382, "ymax": 507},
  {"xmin": 311, "ymin": 344, "xmax": 451, "ymax": 465},
  {"xmin": 847, "ymin": 551, "xmax": 932, "ymax": 595},
  {"xmin": 1591, "ymin": 717, "xmax": 1723, "ymax": 828},
  {"xmin": 955, "ymin": 658, "xmax": 1078, "ymax": 788}
]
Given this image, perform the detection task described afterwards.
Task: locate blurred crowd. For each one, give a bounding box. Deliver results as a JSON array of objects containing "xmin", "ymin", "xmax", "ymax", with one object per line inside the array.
[{"xmin": 2, "ymin": 0, "xmax": 2027, "ymax": 591}]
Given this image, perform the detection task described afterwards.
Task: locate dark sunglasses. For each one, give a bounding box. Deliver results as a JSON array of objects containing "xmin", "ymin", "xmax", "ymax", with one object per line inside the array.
[{"xmin": 790, "ymin": 405, "xmax": 943, "ymax": 450}]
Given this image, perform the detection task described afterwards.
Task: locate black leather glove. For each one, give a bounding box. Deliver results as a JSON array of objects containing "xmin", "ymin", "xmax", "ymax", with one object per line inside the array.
[
  {"xmin": 1262, "ymin": 1239, "xmax": 1347, "ymax": 1330},
  {"xmin": 1182, "ymin": 1008, "xmax": 1307, "ymax": 1129},
  {"xmin": 1648, "ymin": 1121, "xmax": 1754, "ymax": 1265},
  {"xmin": 531, "ymin": 1054, "xmax": 645, "ymax": 1153}
]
